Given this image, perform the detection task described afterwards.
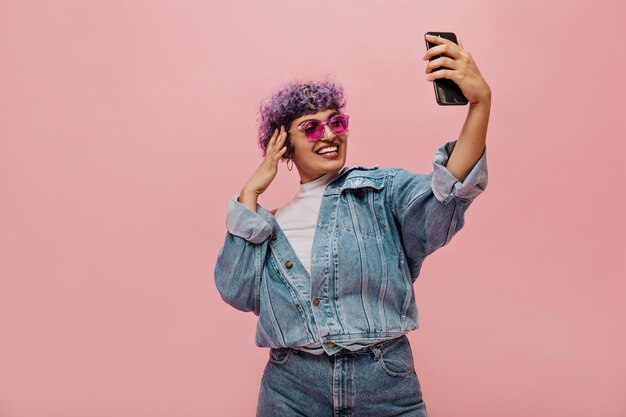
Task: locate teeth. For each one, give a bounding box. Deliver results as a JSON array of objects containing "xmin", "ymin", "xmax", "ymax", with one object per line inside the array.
[{"xmin": 318, "ymin": 146, "xmax": 338, "ymax": 155}]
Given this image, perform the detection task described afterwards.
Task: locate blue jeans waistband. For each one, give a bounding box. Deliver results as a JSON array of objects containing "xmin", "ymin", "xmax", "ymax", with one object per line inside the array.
[{"xmin": 273, "ymin": 335, "xmax": 408, "ymax": 358}]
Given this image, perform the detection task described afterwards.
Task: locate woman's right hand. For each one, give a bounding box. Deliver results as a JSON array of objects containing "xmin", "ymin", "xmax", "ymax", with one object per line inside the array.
[{"xmin": 238, "ymin": 125, "xmax": 288, "ymax": 212}]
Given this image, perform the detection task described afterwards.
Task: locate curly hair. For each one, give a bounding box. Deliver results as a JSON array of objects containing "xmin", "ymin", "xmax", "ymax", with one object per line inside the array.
[{"xmin": 257, "ymin": 79, "xmax": 347, "ymax": 160}]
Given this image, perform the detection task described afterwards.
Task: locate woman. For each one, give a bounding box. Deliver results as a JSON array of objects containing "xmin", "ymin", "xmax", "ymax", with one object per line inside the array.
[{"xmin": 215, "ymin": 34, "xmax": 490, "ymax": 416}]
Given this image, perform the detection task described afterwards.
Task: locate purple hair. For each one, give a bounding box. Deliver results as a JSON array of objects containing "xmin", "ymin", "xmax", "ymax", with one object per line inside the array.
[{"xmin": 257, "ymin": 80, "xmax": 346, "ymax": 160}]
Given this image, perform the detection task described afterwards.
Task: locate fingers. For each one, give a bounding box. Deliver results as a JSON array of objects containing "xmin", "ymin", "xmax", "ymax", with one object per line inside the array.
[
  {"xmin": 266, "ymin": 127, "xmax": 279, "ymax": 151},
  {"xmin": 425, "ymin": 56, "xmax": 458, "ymax": 74},
  {"xmin": 423, "ymin": 35, "xmax": 474, "ymax": 82},
  {"xmin": 266, "ymin": 125, "xmax": 287, "ymax": 153},
  {"xmin": 275, "ymin": 144, "xmax": 288, "ymax": 161},
  {"xmin": 271, "ymin": 134, "xmax": 287, "ymax": 161},
  {"xmin": 423, "ymin": 43, "xmax": 462, "ymax": 61},
  {"xmin": 424, "ymin": 34, "xmax": 456, "ymax": 46},
  {"xmin": 426, "ymin": 68, "xmax": 460, "ymax": 83},
  {"xmin": 265, "ymin": 125, "xmax": 288, "ymax": 163},
  {"xmin": 274, "ymin": 126, "xmax": 287, "ymax": 157}
]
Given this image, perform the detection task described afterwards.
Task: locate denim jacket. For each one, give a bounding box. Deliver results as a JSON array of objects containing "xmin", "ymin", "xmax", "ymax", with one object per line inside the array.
[{"xmin": 214, "ymin": 140, "xmax": 488, "ymax": 355}]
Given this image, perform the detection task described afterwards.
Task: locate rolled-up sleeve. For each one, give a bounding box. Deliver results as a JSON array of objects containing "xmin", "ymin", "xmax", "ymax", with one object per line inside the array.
[
  {"xmin": 432, "ymin": 140, "xmax": 488, "ymax": 205},
  {"xmin": 226, "ymin": 196, "xmax": 273, "ymax": 244},
  {"xmin": 391, "ymin": 140, "xmax": 488, "ymax": 277},
  {"xmin": 215, "ymin": 196, "xmax": 274, "ymax": 314}
]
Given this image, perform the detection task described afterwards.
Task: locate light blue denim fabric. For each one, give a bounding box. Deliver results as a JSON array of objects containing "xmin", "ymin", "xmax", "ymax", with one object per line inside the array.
[
  {"xmin": 214, "ymin": 140, "xmax": 488, "ymax": 356},
  {"xmin": 257, "ymin": 335, "xmax": 427, "ymax": 417}
]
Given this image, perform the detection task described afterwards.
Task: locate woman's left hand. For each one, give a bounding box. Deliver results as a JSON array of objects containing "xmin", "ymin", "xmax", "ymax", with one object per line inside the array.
[{"xmin": 423, "ymin": 34, "xmax": 491, "ymax": 104}]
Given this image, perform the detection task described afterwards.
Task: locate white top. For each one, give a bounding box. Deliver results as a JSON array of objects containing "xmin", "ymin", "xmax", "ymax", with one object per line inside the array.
[
  {"xmin": 274, "ymin": 169, "xmax": 343, "ymax": 275},
  {"xmin": 274, "ymin": 169, "xmax": 344, "ymax": 354}
]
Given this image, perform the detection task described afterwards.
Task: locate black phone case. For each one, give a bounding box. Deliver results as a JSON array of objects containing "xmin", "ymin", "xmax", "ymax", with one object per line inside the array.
[{"xmin": 425, "ymin": 32, "xmax": 468, "ymax": 106}]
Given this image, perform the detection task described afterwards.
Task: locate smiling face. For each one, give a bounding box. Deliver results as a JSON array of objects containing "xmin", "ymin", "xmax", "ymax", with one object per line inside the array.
[{"xmin": 288, "ymin": 108, "xmax": 349, "ymax": 184}]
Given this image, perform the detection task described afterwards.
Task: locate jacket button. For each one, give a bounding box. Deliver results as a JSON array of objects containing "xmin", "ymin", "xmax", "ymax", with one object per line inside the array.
[
  {"xmin": 312, "ymin": 298, "xmax": 320, "ymax": 306},
  {"xmin": 333, "ymin": 252, "xmax": 338, "ymax": 258},
  {"xmin": 326, "ymin": 342, "xmax": 335, "ymax": 349},
  {"xmin": 285, "ymin": 260, "xmax": 293, "ymax": 268},
  {"xmin": 271, "ymin": 233, "xmax": 277, "ymax": 241},
  {"xmin": 356, "ymin": 189, "xmax": 365, "ymax": 198}
]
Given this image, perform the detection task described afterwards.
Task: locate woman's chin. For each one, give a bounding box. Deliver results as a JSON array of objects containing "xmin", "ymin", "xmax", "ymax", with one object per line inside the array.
[
  {"xmin": 322, "ymin": 157, "xmax": 346, "ymax": 171},
  {"xmin": 319, "ymin": 150, "xmax": 346, "ymax": 167}
]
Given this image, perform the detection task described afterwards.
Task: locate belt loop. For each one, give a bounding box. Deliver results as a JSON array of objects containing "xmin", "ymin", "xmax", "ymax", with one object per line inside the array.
[{"xmin": 369, "ymin": 346, "xmax": 381, "ymax": 361}]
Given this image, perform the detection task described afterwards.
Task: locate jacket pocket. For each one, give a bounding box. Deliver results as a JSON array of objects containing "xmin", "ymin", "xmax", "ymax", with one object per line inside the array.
[{"xmin": 339, "ymin": 178, "xmax": 388, "ymax": 239}]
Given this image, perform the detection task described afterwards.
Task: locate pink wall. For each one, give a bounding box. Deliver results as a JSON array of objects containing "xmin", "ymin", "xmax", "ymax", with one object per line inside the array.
[{"xmin": 1, "ymin": 0, "xmax": 625, "ymax": 416}]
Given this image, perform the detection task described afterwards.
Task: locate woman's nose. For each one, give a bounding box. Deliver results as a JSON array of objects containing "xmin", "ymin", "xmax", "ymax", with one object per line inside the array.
[{"xmin": 320, "ymin": 124, "xmax": 334, "ymax": 141}]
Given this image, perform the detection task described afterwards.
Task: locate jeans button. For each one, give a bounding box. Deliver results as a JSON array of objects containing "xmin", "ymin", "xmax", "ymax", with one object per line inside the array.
[
  {"xmin": 312, "ymin": 298, "xmax": 320, "ymax": 306},
  {"xmin": 285, "ymin": 260, "xmax": 293, "ymax": 268}
]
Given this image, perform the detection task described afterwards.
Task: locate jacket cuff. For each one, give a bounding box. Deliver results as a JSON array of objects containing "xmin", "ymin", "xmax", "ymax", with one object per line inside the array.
[
  {"xmin": 432, "ymin": 140, "xmax": 488, "ymax": 204},
  {"xmin": 225, "ymin": 196, "xmax": 273, "ymax": 244}
]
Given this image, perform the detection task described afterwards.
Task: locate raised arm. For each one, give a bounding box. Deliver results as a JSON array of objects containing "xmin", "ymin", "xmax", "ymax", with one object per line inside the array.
[
  {"xmin": 214, "ymin": 126, "xmax": 288, "ymax": 313},
  {"xmin": 423, "ymin": 34, "xmax": 491, "ymax": 182}
]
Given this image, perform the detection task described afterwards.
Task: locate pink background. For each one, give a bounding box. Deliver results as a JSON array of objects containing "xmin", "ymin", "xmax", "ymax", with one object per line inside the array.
[{"xmin": 1, "ymin": 0, "xmax": 625, "ymax": 416}]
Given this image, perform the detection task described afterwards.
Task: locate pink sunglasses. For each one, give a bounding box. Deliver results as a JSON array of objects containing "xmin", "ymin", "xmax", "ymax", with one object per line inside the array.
[{"xmin": 292, "ymin": 114, "xmax": 350, "ymax": 141}]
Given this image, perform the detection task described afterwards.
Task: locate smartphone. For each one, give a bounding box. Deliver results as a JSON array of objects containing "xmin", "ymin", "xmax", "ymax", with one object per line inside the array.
[{"xmin": 425, "ymin": 31, "xmax": 468, "ymax": 105}]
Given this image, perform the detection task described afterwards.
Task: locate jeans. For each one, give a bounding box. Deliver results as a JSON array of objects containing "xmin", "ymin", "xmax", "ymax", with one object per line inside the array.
[{"xmin": 257, "ymin": 335, "xmax": 428, "ymax": 417}]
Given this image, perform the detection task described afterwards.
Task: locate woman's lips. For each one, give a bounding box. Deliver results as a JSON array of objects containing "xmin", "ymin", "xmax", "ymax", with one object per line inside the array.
[
  {"xmin": 316, "ymin": 145, "xmax": 340, "ymax": 159},
  {"xmin": 319, "ymin": 151, "xmax": 340, "ymax": 160}
]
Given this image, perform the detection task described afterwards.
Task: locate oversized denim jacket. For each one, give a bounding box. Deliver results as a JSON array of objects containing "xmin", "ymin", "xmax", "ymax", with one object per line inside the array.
[{"xmin": 214, "ymin": 140, "xmax": 488, "ymax": 355}]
